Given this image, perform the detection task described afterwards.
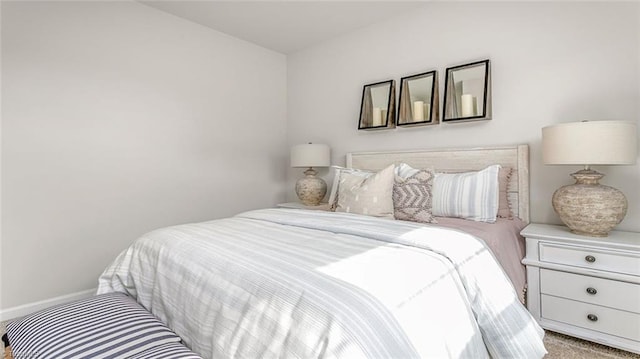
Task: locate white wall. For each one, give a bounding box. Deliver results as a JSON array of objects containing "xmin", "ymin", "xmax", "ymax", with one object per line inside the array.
[
  {"xmin": 1, "ymin": 1, "xmax": 287, "ymax": 310},
  {"xmin": 287, "ymin": 2, "xmax": 640, "ymax": 232}
]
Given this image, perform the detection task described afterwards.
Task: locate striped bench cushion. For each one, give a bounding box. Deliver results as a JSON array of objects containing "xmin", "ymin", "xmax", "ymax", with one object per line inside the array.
[
  {"xmin": 130, "ymin": 341, "xmax": 203, "ymax": 359},
  {"xmin": 6, "ymin": 292, "xmax": 202, "ymax": 359}
]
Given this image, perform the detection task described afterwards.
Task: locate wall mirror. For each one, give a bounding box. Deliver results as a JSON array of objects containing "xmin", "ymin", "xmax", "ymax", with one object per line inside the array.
[
  {"xmin": 443, "ymin": 59, "xmax": 491, "ymax": 122},
  {"xmin": 358, "ymin": 80, "xmax": 396, "ymax": 130},
  {"xmin": 398, "ymin": 70, "xmax": 439, "ymax": 126}
]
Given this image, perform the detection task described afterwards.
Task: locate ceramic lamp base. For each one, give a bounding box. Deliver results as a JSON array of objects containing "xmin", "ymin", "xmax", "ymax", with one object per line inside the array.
[
  {"xmin": 295, "ymin": 168, "xmax": 327, "ymax": 206},
  {"xmin": 552, "ymin": 169, "xmax": 627, "ymax": 237}
]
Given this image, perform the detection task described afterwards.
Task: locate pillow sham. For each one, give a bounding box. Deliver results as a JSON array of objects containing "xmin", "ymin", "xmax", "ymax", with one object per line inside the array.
[
  {"xmin": 396, "ymin": 163, "xmax": 512, "ymax": 220},
  {"xmin": 335, "ymin": 164, "xmax": 395, "ymax": 218},
  {"xmin": 432, "ymin": 165, "xmax": 501, "ymax": 223},
  {"xmin": 328, "ymin": 166, "xmax": 373, "ymax": 210},
  {"xmin": 395, "ymin": 162, "xmax": 420, "ymax": 179},
  {"xmin": 393, "ymin": 169, "xmax": 437, "ymax": 224},
  {"xmin": 497, "ymin": 167, "xmax": 513, "ymax": 219},
  {"xmin": 328, "ymin": 164, "xmax": 415, "ymax": 211}
]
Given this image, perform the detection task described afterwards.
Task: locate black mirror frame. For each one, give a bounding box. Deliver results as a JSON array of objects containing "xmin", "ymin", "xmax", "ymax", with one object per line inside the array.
[
  {"xmin": 442, "ymin": 59, "xmax": 491, "ymax": 122},
  {"xmin": 397, "ymin": 70, "xmax": 439, "ymax": 127},
  {"xmin": 358, "ymin": 80, "xmax": 396, "ymax": 130}
]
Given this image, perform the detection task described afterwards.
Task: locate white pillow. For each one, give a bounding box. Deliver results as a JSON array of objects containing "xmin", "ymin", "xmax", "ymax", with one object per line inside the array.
[
  {"xmin": 329, "ymin": 163, "xmax": 419, "ymax": 208},
  {"xmin": 395, "ymin": 162, "xmax": 421, "ymax": 179},
  {"xmin": 327, "ymin": 166, "xmax": 373, "ymax": 210},
  {"xmin": 432, "ymin": 165, "xmax": 501, "ymax": 223},
  {"xmin": 335, "ymin": 164, "xmax": 395, "ymax": 218},
  {"xmin": 328, "ymin": 163, "xmax": 426, "ymax": 212}
]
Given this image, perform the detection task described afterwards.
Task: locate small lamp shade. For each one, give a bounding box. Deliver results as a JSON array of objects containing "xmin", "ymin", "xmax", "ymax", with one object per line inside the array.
[
  {"xmin": 542, "ymin": 120, "xmax": 637, "ymax": 165},
  {"xmin": 541, "ymin": 120, "xmax": 638, "ymax": 237},
  {"xmin": 291, "ymin": 143, "xmax": 330, "ymax": 168}
]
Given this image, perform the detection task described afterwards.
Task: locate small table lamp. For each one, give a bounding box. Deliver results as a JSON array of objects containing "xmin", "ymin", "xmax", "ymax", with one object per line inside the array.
[
  {"xmin": 291, "ymin": 143, "xmax": 331, "ymax": 206},
  {"xmin": 542, "ymin": 120, "xmax": 637, "ymax": 237}
]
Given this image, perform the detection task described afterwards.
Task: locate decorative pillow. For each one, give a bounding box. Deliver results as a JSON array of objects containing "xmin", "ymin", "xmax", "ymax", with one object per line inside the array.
[
  {"xmin": 497, "ymin": 167, "xmax": 513, "ymax": 219},
  {"xmin": 327, "ymin": 166, "xmax": 373, "ymax": 210},
  {"xmin": 393, "ymin": 169, "xmax": 437, "ymax": 224},
  {"xmin": 432, "ymin": 165, "xmax": 501, "ymax": 223},
  {"xmin": 395, "ymin": 162, "xmax": 420, "ymax": 179},
  {"xmin": 335, "ymin": 164, "xmax": 395, "ymax": 218},
  {"xmin": 329, "ymin": 164, "xmax": 415, "ymax": 211}
]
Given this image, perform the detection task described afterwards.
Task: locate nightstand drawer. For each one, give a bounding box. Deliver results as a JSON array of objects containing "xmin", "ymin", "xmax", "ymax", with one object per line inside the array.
[
  {"xmin": 542, "ymin": 295, "xmax": 640, "ymax": 341},
  {"xmin": 540, "ymin": 269, "xmax": 640, "ymax": 313},
  {"xmin": 539, "ymin": 242, "xmax": 640, "ymax": 276}
]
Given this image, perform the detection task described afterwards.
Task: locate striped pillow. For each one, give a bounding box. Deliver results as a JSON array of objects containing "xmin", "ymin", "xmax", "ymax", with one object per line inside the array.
[
  {"xmin": 6, "ymin": 292, "xmax": 201, "ymax": 359},
  {"xmin": 432, "ymin": 165, "xmax": 501, "ymax": 223}
]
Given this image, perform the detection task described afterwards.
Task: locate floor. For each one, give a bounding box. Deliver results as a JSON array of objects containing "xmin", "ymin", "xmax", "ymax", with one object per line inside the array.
[{"xmin": 544, "ymin": 331, "xmax": 639, "ymax": 359}]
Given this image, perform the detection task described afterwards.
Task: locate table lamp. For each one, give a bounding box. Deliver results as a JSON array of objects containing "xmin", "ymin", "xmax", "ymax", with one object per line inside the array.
[
  {"xmin": 291, "ymin": 143, "xmax": 330, "ymax": 206},
  {"xmin": 542, "ymin": 120, "xmax": 637, "ymax": 237}
]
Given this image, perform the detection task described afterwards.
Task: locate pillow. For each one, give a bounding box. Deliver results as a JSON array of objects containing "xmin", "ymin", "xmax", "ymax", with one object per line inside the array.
[
  {"xmin": 329, "ymin": 163, "xmax": 414, "ymax": 211},
  {"xmin": 391, "ymin": 162, "xmax": 511, "ymax": 220},
  {"xmin": 335, "ymin": 164, "xmax": 395, "ymax": 218},
  {"xmin": 395, "ymin": 162, "xmax": 420, "ymax": 179},
  {"xmin": 432, "ymin": 165, "xmax": 501, "ymax": 223},
  {"xmin": 497, "ymin": 167, "xmax": 513, "ymax": 219},
  {"xmin": 327, "ymin": 166, "xmax": 373, "ymax": 210},
  {"xmin": 393, "ymin": 169, "xmax": 437, "ymax": 224}
]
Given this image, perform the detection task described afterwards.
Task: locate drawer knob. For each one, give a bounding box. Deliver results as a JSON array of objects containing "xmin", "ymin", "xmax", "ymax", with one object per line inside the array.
[
  {"xmin": 586, "ymin": 287, "xmax": 598, "ymax": 295},
  {"xmin": 587, "ymin": 314, "xmax": 598, "ymax": 322},
  {"xmin": 585, "ymin": 255, "xmax": 596, "ymax": 263}
]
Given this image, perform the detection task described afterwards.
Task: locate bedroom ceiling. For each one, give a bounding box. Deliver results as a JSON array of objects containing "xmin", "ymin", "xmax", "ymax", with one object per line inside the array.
[{"xmin": 139, "ymin": 1, "xmax": 426, "ymax": 54}]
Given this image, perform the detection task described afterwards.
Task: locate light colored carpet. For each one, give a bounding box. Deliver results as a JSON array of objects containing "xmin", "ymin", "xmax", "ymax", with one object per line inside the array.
[
  {"xmin": 0, "ymin": 320, "xmax": 637, "ymax": 358},
  {"xmin": 544, "ymin": 331, "xmax": 639, "ymax": 359}
]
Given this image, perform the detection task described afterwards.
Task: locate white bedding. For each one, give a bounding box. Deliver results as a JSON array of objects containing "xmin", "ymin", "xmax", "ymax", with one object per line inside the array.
[
  {"xmin": 434, "ymin": 216, "xmax": 528, "ymax": 302},
  {"xmin": 97, "ymin": 208, "xmax": 546, "ymax": 358}
]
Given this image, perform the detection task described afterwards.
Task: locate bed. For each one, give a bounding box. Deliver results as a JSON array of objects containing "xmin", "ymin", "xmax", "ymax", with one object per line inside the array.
[{"xmin": 97, "ymin": 145, "xmax": 546, "ymax": 358}]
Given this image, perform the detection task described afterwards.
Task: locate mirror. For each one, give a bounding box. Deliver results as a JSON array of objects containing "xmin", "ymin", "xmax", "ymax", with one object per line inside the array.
[
  {"xmin": 443, "ymin": 59, "xmax": 490, "ymax": 122},
  {"xmin": 398, "ymin": 71, "xmax": 438, "ymax": 126},
  {"xmin": 358, "ymin": 80, "xmax": 396, "ymax": 130}
]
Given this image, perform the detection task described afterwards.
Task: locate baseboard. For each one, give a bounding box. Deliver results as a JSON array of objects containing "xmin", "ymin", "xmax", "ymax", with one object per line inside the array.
[{"xmin": 0, "ymin": 288, "xmax": 97, "ymax": 322}]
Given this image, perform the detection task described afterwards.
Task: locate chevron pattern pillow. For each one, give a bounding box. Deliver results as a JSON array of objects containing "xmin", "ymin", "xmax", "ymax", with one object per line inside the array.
[{"xmin": 393, "ymin": 169, "xmax": 437, "ymax": 224}]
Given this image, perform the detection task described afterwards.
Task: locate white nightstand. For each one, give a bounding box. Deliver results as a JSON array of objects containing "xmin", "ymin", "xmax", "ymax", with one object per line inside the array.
[
  {"xmin": 277, "ymin": 202, "xmax": 331, "ymax": 211},
  {"xmin": 521, "ymin": 223, "xmax": 640, "ymax": 354}
]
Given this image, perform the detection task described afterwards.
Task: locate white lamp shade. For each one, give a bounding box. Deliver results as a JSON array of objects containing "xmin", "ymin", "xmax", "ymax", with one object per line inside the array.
[
  {"xmin": 542, "ymin": 120, "xmax": 637, "ymax": 165},
  {"xmin": 290, "ymin": 143, "xmax": 330, "ymax": 168}
]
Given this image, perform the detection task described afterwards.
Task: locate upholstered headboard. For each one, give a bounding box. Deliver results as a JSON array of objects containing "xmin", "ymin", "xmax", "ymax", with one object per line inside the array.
[{"xmin": 346, "ymin": 145, "xmax": 530, "ymax": 223}]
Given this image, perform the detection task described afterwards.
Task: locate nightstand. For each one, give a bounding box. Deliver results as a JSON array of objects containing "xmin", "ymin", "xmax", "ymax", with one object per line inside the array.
[
  {"xmin": 276, "ymin": 202, "xmax": 331, "ymax": 211},
  {"xmin": 521, "ymin": 223, "xmax": 640, "ymax": 354}
]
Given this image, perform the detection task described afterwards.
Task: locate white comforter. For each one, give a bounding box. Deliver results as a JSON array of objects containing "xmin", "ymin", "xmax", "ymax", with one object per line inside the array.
[{"xmin": 97, "ymin": 208, "xmax": 546, "ymax": 358}]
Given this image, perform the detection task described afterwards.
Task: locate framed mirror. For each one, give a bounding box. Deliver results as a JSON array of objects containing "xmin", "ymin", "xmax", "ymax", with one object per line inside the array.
[
  {"xmin": 443, "ymin": 59, "xmax": 491, "ymax": 122},
  {"xmin": 398, "ymin": 70, "xmax": 439, "ymax": 126},
  {"xmin": 358, "ymin": 80, "xmax": 396, "ymax": 130}
]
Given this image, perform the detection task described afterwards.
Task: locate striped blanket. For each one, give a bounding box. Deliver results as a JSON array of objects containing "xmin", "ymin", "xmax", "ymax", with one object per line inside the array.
[{"xmin": 98, "ymin": 208, "xmax": 546, "ymax": 358}]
